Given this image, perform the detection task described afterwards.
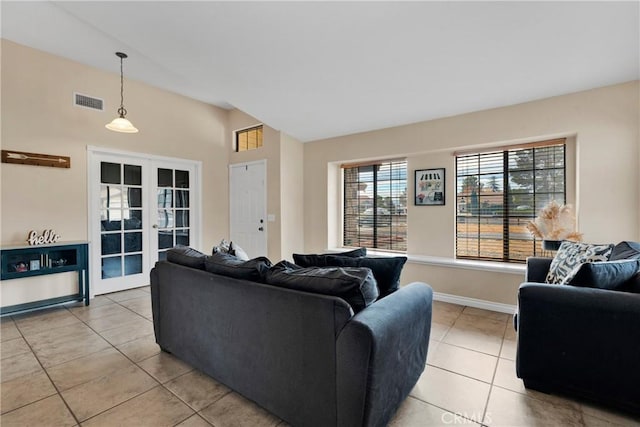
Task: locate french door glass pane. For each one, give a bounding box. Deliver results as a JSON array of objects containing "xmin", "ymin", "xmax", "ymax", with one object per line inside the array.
[
  {"xmin": 100, "ymin": 161, "xmax": 143, "ymax": 280},
  {"xmin": 157, "ymin": 168, "xmax": 190, "ymax": 260}
]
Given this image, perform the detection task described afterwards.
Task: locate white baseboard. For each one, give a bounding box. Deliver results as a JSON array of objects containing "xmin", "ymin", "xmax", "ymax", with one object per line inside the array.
[{"xmin": 433, "ymin": 291, "xmax": 517, "ymax": 314}]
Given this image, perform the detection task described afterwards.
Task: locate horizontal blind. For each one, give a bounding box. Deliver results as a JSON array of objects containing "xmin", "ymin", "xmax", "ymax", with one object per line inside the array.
[
  {"xmin": 456, "ymin": 143, "xmax": 565, "ymax": 262},
  {"xmin": 344, "ymin": 160, "xmax": 407, "ymax": 251}
]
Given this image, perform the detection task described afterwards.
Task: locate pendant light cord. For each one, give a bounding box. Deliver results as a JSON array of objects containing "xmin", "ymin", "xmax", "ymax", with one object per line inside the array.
[{"xmin": 117, "ymin": 53, "xmax": 127, "ymax": 117}]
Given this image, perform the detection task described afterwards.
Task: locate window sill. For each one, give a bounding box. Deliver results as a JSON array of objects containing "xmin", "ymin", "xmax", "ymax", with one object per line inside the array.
[{"xmin": 328, "ymin": 248, "xmax": 526, "ymax": 275}]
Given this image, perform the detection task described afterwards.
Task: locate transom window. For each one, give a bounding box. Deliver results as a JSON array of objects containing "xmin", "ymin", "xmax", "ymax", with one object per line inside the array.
[
  {"xmin": 343, "ymin": 159, "xmax": 407, "ymax": 251},
  {"xmin": 235, "ymin": 125, "xmax": 263, "ymax": 152},
  {"xmin": 455, "ymin": 139, "xmax": 566, "ymax": 262}
]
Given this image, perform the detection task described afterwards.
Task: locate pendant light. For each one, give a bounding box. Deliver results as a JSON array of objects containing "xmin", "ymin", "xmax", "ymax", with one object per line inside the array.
[{"xmin": 106, "ymin": 52, "xmax": 138, "ymax": 133}]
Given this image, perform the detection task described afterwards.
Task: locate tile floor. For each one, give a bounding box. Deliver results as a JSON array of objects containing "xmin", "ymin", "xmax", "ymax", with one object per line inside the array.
[{"xmin": 1, "ymin": 289, "xmax": 639, "ymax": 426}]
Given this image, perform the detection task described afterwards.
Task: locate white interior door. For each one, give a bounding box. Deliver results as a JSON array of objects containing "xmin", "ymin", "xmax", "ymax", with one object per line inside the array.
[
  {"xmin": 229, "ymin": 161, "xmax": 267, "ymax": 258},
  {"xmin": 89, "ymin": 148, "xmax": 201, "ymax": 296}
]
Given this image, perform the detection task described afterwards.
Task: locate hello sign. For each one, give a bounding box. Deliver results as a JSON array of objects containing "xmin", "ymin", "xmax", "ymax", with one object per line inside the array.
[{"xmin": 27, "ymin": 229, "xmax": 61, "ymax": 246}]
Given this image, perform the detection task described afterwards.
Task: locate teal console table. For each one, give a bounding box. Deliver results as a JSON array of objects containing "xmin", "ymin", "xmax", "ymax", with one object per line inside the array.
[{"xmin": 1, "ymin": 241, "xmax": 89, "ymax": 315}]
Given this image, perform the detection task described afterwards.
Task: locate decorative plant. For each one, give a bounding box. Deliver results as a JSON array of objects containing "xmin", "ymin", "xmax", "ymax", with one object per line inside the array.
[{"xmin": 525, "ymin": 200, "xmax": 583, "ymax": 242}]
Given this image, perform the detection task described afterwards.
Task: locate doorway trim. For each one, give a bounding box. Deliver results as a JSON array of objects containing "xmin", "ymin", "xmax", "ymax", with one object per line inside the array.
[{"xmin": 86, "ymin": 145, "xmax": 202, "ymax": 297}]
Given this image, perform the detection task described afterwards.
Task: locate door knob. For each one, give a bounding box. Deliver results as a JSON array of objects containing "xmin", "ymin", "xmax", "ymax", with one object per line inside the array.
[
  {"xmin": 258, "ymin": 227, "xmax": 264, "ymax": 231},
  {"xmin": 152, "ymin": 224, "xmax": 158, "ymax": 229}
]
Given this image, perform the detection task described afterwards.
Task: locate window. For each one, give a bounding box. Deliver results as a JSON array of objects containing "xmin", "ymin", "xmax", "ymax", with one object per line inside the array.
[
  {"xmin": 236, "ymin": 125, "xmax": 263, "ymax": 152},
  {"xmin": 455, "ymin": 140, "xmax": 566, "ymax": 262},
  {"xmin": 343, "ymin": 159, "xmax": 407, "ymax": 251}
]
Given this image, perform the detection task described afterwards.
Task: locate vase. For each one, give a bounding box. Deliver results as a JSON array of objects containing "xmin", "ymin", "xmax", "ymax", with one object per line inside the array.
[{"xmin": 542, "ymin": 240, "xmax": 563, "ymax": 251}]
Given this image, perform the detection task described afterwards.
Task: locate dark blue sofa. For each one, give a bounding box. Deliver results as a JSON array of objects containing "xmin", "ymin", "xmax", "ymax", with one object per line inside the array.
[
  {"xmin": 515, "ymin": 246, "xmax": 640, "ymax": 415},
  {"xmin": 150, "ymin": 259, "xmax": 433, "ymax": 427}
]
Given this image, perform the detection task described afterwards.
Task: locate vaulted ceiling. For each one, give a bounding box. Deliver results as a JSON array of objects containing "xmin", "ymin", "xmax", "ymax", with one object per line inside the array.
[{"xmin": 2, "ymin": 1, "xmax": 638, "ymax": 142}]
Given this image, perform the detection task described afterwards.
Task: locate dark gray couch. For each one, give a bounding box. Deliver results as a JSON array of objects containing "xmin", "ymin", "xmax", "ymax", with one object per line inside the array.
[
  {"xmin": 150, "ymin": 260, "xmax": 433, "ymax": 427},
  {"xmin": 516, "ymin": 255, "xmax": 640, "ymax": 415}
]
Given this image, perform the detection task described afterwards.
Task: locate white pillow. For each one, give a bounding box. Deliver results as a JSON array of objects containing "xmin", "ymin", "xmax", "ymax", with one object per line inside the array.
[{"xmin": 545, "ymin": 241, "xmax": 614, "ymax": 284}]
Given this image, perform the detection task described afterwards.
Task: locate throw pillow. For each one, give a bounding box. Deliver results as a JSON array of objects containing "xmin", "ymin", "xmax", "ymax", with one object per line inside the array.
[
  {"xmin": 292, "ymin": 247, "xmax": 367, "ymax": 267},
  {"xmin": 265, "ymin": 263, "xmax": 378, "ymax": 313},
  {"xmin": 166, "ymin": 245, "xmax": 207, "ymax": 270},
  {"xmin": 204, "ymin": 252, "xmax": 272, "ymax": 282},
  {"xmin": 545, "ymin": 241, "xmax": 614, "ymax": 284},
  {"xmin": 229, "ymin": 241, "xmax": 250, "ymax": 261},
  {"xmin": 212, "ymin": 239, "xmax": 231, "ymax": 255},
  {"xmin": 322, "ymin": 255, "xmax": 407, "ymax": 298},
  {"xmin": 609, "ymin": 241, "xmax": 640, "ymax": 261},
  {"xmin": 565, "ymin": 259, "xmax": 640, "ymax": 290}
]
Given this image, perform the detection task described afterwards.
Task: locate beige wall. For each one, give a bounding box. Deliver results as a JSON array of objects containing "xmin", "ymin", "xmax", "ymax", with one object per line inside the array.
[
  {"xmin": 1, "ymin": 40, "xmax": 229, "ymax": 305},
  {"xmin": 304, "ymin": 81, "xmax": 640, "ymax": 305},
  {"xmin": 279, "ymin": 132, "xmax": 304, "ymax": 261}
]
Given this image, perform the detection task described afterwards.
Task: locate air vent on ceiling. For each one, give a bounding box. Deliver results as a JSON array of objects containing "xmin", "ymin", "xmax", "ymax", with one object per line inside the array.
[{"xmin": 74, "ymin": 92, "xmax": 104, "ymax": 111}]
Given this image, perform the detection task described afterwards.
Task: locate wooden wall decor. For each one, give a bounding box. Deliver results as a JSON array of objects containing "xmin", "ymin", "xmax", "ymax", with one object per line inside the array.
[{"xmin": 1, "ymin": 150, "xmax": 70, "ymax": 168}]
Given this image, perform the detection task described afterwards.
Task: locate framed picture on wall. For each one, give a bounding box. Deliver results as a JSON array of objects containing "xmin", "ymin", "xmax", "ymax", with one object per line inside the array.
[{"xmin": 415, "ymin": 168, "xmax": 445, "ymax": 206}]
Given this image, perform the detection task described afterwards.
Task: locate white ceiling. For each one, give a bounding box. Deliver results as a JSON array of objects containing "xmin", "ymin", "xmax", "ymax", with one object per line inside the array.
[{"xmin": 2, "ymin": 1, "xmax": 638, "ymax": 142}]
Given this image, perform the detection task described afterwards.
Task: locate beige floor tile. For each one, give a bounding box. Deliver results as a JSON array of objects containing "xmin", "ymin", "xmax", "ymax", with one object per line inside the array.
[
  {"xmin": 1, "ymin": 321, "xmax": 21, "ymax": 342},
  {"xmin": 14, "ymin": 310, "xmax": 81, "ymax": 336},
  {"xmin": 504, "ymin": 323, "xmax": 517, "ymax": 340},
  {"xmin": 1, "ymin": 337, "xmax": 31, "ymax": 360},
  {"xmin": 499, "ymin": 337, "xmax": 517, "ymax": 360},
  {"xmin": 104, "ymin": 288, "xmax": 149, "ymax": 302},
  {"xmin": 119, "ymin": 296, "xmax": 152, "ymax": 313},
  {"xmin": 165, "ymin": 370, "xmax": 231, "ymax": 411},
  {"xmin": 0, "ymin": 394, "xmax": 76, "ymax": 427},
  {"xmin": 0, "ymin": 371, "xmax": 57, "ymax": 414},
  {"xmin": 116, "ymin": 334, "xmax": 161, "ymax": 362},
  {"xmin": 485, "ymin": 386, "xmax": 583, "ymax": 426},
  {"xmin": 390, "ymin": 396, "xmax": 480, "ymax": 426},
  {"xmin": 462, "ymin": 306, "xmax": 511, "ymax": 322},
  {"xmin": 69, "ymin": 302, "xmax": 130, "ymax": 322},
  {"xmin": 46, "ymin": 347, "xmax": 134, "ymax": 391},
  {"xmin": 492, "ymin": 358, "xmax": 582, "ymax": 411},
  {"xmin": 24, "ymin": 322, "xmax": 97, "ymax": 349},
  {"xmin": 432, "ymin": 301, "xmax": 464, "ymax": 326},
  {"xmin": 1, "ymin": 351, "xmax": 43, "ymax": 383},
  {"xmin": 32, "ymin": 332, "xmax": 111, "ymax": 368},
  {"xmin": 442, "ymin": 314, "xmax": 506, "ymax": 356},
  {"xmin": 139, "ymin": 285, "xmax": 151, "ymax": 293},
  {"xmin": 99, "ymin": 317, "xmax": 154, "ymax": 346},
  {"xmin": 429, "ymin": 322, "xmax": 450, "ymax": 342},
  {"xmin": 67, "ymin": 295, "xmax": 113, "ymax": 312},
  {"xmin": 176, "ymin": 414, "xmax": 213, "ymax": 427},
  {"xmin": 426, "ymin": 340, "xmax": 440, "ymax": 365},
  {"xmin": 137, "ymin": 352, "xmax": 193, "ymax": 383},
  {"xmin": 83, "ymin": 310, "xmax": 147, "ymax": 332},
  {"xmin": 82, "ymin": 386, "xmax": 194, "ymax": 427},
  {"xmin": 410, "ymin": 366, "xmax": 490, "ymax": 423},
  {"xmin": 61, "ymin": 364, "xmax": 158, "ymax": 421},
  {"xmin": 581, "ymin": 402, "xmax": 640, "ymax": 427},
  {"xmin": 199, "ymin": 392, "xmax": 280, "ymax": 427},
  {"xmin": 427, "ymin": 342, "xmax": 498, "ymax": 383}
]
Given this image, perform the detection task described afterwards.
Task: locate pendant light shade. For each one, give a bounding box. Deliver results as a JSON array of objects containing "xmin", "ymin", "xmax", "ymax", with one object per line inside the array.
[{"xmin": 106, "ymin": 52, "xmax": 138, "ymax": 133}]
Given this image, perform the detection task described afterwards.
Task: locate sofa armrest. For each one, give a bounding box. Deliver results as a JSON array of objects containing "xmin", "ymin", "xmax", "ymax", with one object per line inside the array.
[
  {"xmin": 525, "ymin": 257, "xmax": 553, "ymax": 282},
  {"xmin": 516, "ymin": 283, "xmax": 640, "ymax": 411},
  {"xmin": 336, "ymin": 282, "xmax": 433, "ymax": 427}
]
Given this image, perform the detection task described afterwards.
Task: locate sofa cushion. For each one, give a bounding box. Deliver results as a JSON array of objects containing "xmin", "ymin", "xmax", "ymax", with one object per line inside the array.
[
  {"xmin": 566, "ymin": 260, "xmax": 640, "ymax": 291},
  {"xmin": 265, "ymin": 263, "xmax": 378, "ymax": 313},
  {"xmin": 609, "ymin": 241, "xmax": 640, "ymax": 261},
  {"xmin": 166, "ymin": 246, "xmax": 207, "ymax": 270},
  {"xmin": 205, "ymin": 252, "xmax": 272, "ymax": 282},
  {"xmin": 321, "ymin": 255, "xmax": 407, "ymax": 298},
  {"xmin": 292, "ymin": 248, "xmax": 367, "ymax": 267},
  {"xmin": 545, "ymin": 241, "xmax": 613, "ymax": 284}
]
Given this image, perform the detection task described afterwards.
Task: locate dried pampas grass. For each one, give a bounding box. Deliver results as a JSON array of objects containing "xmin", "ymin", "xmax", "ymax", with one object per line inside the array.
[{"xmin": 526, "ymin": 200, "xmax": 583, "ymax": 241}]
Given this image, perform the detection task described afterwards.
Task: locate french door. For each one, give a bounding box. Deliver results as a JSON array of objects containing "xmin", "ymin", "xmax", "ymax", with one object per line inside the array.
[{"xmin": 88, "ymin": 148, "xmax": 200, "ymax": 296}]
